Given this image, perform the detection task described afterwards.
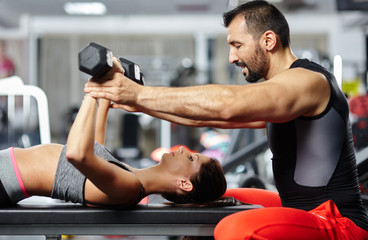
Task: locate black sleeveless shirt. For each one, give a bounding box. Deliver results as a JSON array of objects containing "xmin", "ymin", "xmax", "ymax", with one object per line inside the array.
[{"xmin": 267, "ymin": 59, "xmax": 368, "ymax": 230}]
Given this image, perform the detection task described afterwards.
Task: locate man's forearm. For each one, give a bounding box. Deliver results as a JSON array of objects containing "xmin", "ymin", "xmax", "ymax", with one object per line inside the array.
[
  {"xmin": 117, "ymin": 102, "xmax": 266, "ymax": 129},
  {"xmin": 137, "ymin": 84, "xmax": 238, "ymax": 121}
]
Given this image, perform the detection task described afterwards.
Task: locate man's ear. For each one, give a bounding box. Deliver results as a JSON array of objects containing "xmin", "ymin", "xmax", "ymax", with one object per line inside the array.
[
  {"xmin": 177, "ymin": 179, "xmax": 193, "ymax": 192},
  {"xmin": 263, "ymin": 30, "xmax": 277, "ymax": 51}
]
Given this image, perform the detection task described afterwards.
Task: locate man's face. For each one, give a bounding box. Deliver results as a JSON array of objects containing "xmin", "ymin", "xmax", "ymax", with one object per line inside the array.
[{"xmin": 227, "ymin": 16, "xmax": 267, "ymax": 83}]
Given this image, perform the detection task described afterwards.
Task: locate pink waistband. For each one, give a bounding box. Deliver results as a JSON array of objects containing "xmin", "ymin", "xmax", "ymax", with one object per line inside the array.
[{"xmin": 8, "ymin": 147, "xmax": 29, "ymax": 198}]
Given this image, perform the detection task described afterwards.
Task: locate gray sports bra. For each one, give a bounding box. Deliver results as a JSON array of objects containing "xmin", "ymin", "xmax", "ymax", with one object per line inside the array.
[{"xmin": 51, "ymin": 142, "xmax": 145, "ymax": 207}]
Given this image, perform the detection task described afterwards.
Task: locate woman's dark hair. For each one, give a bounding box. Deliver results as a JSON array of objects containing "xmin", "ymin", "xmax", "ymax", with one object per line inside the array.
[
  {"xmin": 162, "ymin": 158, "xmax": 227, "ymax": 204},
  {"xmin": 223, "ymin": 0, "xmax": 290, "ymax": 48}
]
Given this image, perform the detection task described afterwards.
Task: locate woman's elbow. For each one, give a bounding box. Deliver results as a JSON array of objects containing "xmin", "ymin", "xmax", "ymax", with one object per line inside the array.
[{"xmin": 65, "ymin": 146, "xmax": 87, "ymax": 163}]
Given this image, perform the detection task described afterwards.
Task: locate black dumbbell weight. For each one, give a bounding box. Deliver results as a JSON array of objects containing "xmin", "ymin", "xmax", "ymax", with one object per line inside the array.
[
  {"xmin": 118, "ymin": 57, "xmax": 145, "ymax": 85},
  {"xmin": 78, "ymin": 42, "xmax": 145, "ymax": 85}
]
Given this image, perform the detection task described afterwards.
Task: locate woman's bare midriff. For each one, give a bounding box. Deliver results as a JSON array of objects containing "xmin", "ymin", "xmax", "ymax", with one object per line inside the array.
[{"xmin": 13, "ymin": 144, "xmax": 64, "ymax": 196}]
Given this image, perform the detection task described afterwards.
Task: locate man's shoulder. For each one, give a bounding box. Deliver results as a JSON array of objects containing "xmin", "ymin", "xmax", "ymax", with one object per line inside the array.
[{"xmin": 271, "ymin": 66, "xmax": 326, "ymax": 84}]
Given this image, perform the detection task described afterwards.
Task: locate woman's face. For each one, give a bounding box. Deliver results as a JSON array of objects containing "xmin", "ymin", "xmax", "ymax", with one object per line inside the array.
[{"xmin": 160, "ymin": 146, "xmax": 211, "ymax": 177}]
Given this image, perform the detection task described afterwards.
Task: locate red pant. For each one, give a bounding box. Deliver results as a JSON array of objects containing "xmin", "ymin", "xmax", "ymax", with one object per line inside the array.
[{"xmin": 214, "ymin": 188, "xmax": 368, "ymax": 240}]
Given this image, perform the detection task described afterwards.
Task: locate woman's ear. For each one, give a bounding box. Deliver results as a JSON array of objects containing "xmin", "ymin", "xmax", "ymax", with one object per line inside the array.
[{"xmin": 177, "ymin": 179, "xmax": 193, "ymax": 192}]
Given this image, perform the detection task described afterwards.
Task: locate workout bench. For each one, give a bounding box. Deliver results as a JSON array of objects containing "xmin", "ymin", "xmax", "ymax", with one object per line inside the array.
[{"xmin": 0, "ymin": 199, "xmax": 261, "ymax": 239}]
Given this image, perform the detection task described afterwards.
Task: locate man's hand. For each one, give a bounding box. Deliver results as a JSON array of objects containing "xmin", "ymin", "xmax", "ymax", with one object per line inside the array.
[
  {"xmin": 84, "ymin": 70, "xmax": 142, "ymax": 106},
  {"xmin": 89, "ymin": 57, "xmax": 124, "ymax": 83}
]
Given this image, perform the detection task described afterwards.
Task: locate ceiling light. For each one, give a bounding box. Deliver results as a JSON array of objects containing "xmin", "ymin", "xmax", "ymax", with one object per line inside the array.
[{"xmin": 64, "ymin": 2, "xmax": 107, "ymax": 15}]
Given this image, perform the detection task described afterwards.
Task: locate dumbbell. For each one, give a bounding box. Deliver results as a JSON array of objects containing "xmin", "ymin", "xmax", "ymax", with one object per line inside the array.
[{"xmin": 78, "ymin": 42, "xmax": 145, "ymax": 85}]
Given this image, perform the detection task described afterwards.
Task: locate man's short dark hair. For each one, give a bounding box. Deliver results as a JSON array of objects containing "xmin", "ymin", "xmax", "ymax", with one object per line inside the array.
[{"xmin": 223, "ymin": 0, "xmax": 290, "ymax": 48}]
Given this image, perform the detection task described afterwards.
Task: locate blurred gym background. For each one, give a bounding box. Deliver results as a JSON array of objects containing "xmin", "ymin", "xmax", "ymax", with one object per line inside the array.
[{"xmin": 1, "ymin": 2, "xmax": 368, "ymax": 239}]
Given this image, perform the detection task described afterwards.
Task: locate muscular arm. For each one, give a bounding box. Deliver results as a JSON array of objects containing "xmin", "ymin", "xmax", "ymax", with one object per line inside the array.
[
  {"xmin": 85, "ymin": 67, "xmax": 329, "ymax": 127},
  {"xmin": 115, "ymin": 103, "xmax": 266, "ymax": 129}
]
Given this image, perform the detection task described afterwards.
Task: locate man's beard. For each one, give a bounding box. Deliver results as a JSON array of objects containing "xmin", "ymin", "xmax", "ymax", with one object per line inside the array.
[{"xmin": 236, "ymin": 45, "xmax": 266, "ymax": 83}]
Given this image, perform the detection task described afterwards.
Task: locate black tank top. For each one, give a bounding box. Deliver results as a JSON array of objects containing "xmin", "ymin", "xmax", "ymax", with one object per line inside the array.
[{"xmin": 267, "ymin": 59, "xmax": 368, "ymax": 230}]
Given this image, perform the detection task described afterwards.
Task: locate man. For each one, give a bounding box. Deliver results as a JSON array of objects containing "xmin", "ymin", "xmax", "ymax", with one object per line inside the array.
[{"xmin": 85, "ymin": 1, "xmax": 368, "ymax": 239}]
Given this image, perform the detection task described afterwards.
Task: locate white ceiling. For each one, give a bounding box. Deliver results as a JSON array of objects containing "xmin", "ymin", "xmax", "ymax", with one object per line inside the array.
[{"xmin": 0, "ymin": 0, "xmax": 339, "ymax": 29}]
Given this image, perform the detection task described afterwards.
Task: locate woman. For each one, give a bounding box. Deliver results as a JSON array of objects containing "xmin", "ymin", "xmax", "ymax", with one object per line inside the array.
[{"xmin": 0, "ymin": 91, "xmax": 226, "ymax": 207}]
